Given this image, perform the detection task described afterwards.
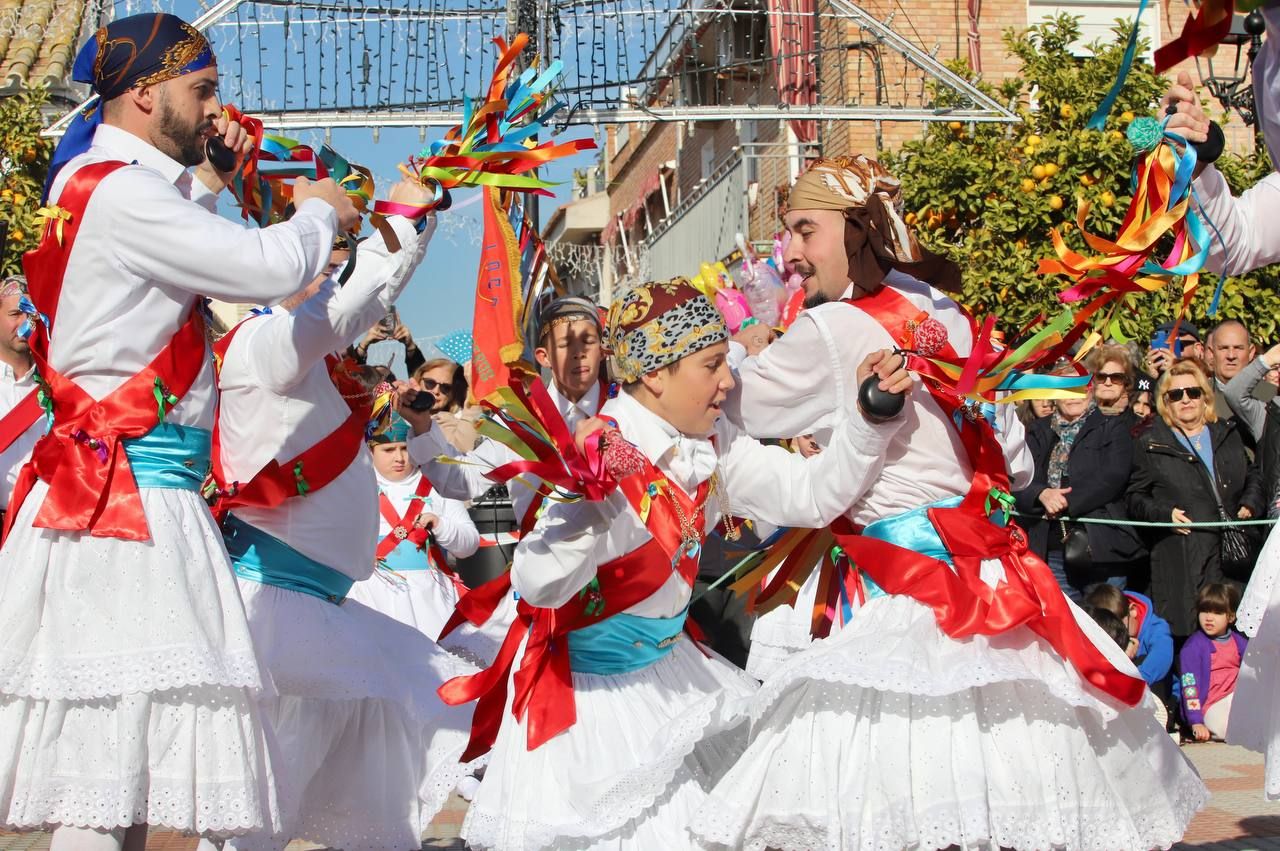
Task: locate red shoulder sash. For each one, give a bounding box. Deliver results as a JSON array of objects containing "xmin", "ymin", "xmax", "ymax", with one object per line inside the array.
[{"xmin": 5, "ymin": 161, "xmax": 207, "ymax": 541}]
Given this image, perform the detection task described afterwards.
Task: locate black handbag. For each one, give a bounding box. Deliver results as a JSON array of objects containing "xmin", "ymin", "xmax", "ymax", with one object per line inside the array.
[
  {"xmin": 1182, "ymin": 425, "xmax": 1258, "ymax": 574},
  {"xmin": 1060, "ymin": 519, "xmax": 1092, "ymax": 572}
]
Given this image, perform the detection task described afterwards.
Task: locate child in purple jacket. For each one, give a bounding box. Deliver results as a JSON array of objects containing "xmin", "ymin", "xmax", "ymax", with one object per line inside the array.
[{"xmin": 1179, "ymin": 583, "xmax": 1248, "ymax": 742}]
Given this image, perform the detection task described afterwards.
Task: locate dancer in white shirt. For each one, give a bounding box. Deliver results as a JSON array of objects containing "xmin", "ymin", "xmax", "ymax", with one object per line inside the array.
[
  {"xmin": 349, "ymin": 411, "xmax": 480, "ymax": 645},
  {"xmin": 693, "ymin": 155, "xmax": 1207, "ymax": 851},
  {"xmin": 0, "ymin": 277, "xmax": 40, "ymax": 516},
  {"xmin": 433, "ymin": 278, "xmax": 912, "ymax": 851},
  {"xmin": 0, "ymin": 14, "xmax": 358, "ymax": 850},
  {"xmin": 210, "ymin": 184, "xmax": 480, "ymax": 849}
]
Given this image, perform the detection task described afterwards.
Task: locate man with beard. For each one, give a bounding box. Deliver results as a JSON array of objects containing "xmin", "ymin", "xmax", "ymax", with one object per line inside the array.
[
  {"xmin": 693, "ymin": 155, "xmax": 1206, "ymax": 851},
  {"xmin": 0, "ymin": 277, "xmax": 39, "ymax": 518},
  {"xmin": 0, "ymin": 13, "xmax": 358, "ymax": 851}
]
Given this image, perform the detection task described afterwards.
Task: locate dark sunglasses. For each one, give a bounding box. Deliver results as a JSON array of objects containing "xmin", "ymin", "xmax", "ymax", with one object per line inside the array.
[
  {"xmin": 1094, "ymin": 371, "xmax": 1128, "ymax": 385},
  {"xmin": 1164, "ymin": 387, "xmax": 1204, "ymax": 402},
  {"xmin": 418, "ymin": 378, "xmax": 455, "ymax": 392}
]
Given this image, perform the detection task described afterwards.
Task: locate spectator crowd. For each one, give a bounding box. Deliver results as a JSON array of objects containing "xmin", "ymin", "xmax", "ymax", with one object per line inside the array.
[{"xmin": 1007, "ymin": 317, "xmax": 1275, "ymax": 740}]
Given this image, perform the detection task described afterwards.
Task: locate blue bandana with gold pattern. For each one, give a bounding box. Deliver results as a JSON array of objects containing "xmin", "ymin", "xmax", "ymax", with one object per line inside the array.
[{"xmin": 45, "ymin": 13, "xmax": 217, "ymax": 200}]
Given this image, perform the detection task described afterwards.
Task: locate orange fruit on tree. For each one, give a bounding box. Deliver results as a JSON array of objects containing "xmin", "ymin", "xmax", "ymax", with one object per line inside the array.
[
  {"xmin": 1100, "ymin": 191, "xmax": 1115, "ymax": 207},
  {"xmin": 1049, "ymin": 195, "xmax": 1064, "ymax": 210},
  {"xmin": 1043, "ymin": 162, "xmax": 1059, "ymax": 177},
  {"xmin": 1032, "ymin": 164, "xmax": 1046, "ymax": 179},
  {"xmin": 1020, "ymin": 178, "xmax": 1036, "ymax": 193}
]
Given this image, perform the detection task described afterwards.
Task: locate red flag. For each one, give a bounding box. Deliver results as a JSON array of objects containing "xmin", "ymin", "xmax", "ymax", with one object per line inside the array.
[{"xmin": 471, "ymin": 186, "xmax": 536, "ymax": 400}]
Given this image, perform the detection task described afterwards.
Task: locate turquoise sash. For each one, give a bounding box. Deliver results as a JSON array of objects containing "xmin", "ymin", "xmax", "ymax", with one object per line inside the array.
[
  {"xmin": 567, "ymin": 609, "xmax": 689, "ymax": 675},
  {"xmin": 121, "ymin": 423, "xmax": 210, "ymax": 491},
  {"xmin": 224, "ymin": 513, "xmax": 354, "ymax": 605},
  {"xmin": 861, "ymin": 495, "xmax": 963, "ymax": 566},
  {"xmin": 381, "ymin": 538, "xmax": 432, "ymax": 572}
]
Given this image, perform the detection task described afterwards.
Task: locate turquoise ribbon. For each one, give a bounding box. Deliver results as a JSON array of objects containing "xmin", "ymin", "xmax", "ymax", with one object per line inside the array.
[
  {"xmin": 224, "ymin": 513, "xmax": 354, "ymax": 604},
  {"xmin": 121, "ymin": 423, "xmax": 210, "ymax": 491},
  {"xmin": 1087, "ymin": 0, "xmax": 1153, "ymax": 131},
  {"xmin": 382, "ymin": 537, "xmax": 432, "ymax": 572},
  {"xmin": 567, "ymin": 609, "xmax": 689, "ymax": 675}
]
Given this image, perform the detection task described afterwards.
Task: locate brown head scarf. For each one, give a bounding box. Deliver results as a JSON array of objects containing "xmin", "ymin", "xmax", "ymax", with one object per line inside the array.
[{"xmin": 785, "ymin": 155, "xmax": 961, "ymax": 294}]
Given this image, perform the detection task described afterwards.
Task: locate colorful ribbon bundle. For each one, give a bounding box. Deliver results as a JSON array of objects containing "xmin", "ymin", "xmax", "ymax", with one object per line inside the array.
[
  {"xmin": 380, "ymin": 32, "xmax": 596, "ymax": 221},
  {"xmin": 1038, "ymin": 116, "xmax": 1211, "ymax": 337},
  {"xmin": 222, "ymin": 104, "xmax": 377, "ymax": 229}
]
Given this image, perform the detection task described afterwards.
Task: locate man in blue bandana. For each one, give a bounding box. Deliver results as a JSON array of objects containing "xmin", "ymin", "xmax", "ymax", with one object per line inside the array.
[{"xmin": 0, "ymin": 13, "xmax": 357, "ymax": 851}]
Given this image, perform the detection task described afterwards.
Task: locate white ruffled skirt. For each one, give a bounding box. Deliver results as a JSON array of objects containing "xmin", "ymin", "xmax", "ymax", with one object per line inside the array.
[
  {"xmin": 346, "ymin": 567, "xmax": 514, "ymax": 668},
  {"xmin": 745, "ymin": 563, "xmax": 838, "ymax": 681},
  {"xmin": 0, "ymin": 483, "xmax": 276, "ymax": 836},
  {"xmin": 228, "ymin": 579, "xmax": 478, "ymax": 850},
  {"xmin": 691, "ymin": 593, "xmax": 1208, "ymax": 851},
  {"xmin": 461, "ymin": 639, "xmax": 757, "ymax": 851},
  {"xmin": 1228, "ymin": 521, "xmax": 1280, "ymax": 798}
]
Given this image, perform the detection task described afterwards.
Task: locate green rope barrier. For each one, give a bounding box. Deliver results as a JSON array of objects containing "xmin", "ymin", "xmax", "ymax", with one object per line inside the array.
[{"xmin": 692, "ymin": 512, "xmax": 1278, "ymax": 604}]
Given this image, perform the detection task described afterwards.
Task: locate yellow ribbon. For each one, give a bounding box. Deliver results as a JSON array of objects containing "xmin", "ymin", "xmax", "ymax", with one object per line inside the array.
[{"xmin": 35, "ymin": 205, "xmax": 72, "ymax": 245}]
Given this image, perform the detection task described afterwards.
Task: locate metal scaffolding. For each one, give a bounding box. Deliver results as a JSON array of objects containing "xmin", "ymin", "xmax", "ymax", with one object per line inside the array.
[{"xmin": 45, "ymin": 0, "xmax": 1018, "ymax": 136}]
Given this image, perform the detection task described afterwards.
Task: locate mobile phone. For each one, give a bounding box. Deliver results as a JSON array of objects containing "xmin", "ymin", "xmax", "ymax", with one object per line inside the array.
[
  {"xmin": 380, "ymin": 305, "xmax": 398, "ymax": 334},
  {"xmin": 1150, "ymin": 330, "xmax": 1183, "ymax": 357}
]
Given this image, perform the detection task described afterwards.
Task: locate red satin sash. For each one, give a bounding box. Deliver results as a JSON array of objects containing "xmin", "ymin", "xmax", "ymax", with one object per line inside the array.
[
  {"xmin": 439, "ymin": 459, "xmax": 710, "ymax": 761},
  {"xmin": 5, "ymin": 161, "xmax": 208, "ymax": 542},
  {"xmin": 210, "ymin": 322, "xmax": 372, "ymax": 511},
  {"xmin": 375, "ymin": 476, "xmax": 466, "ymax": 596},
  {"xmin": 0, "ymin": 389, "xmax": 40, "ymax": 456},
  {"xmin": 837, "ymin": 289, "xmax": 1144, "ymax": 707}
]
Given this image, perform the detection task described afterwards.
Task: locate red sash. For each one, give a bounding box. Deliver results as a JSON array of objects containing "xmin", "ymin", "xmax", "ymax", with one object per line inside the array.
[
  {"xmin": 5, "ymin": 161, "xmax": 208, "ymax": 542},
  {"xmin": 0, "ymin": 389, "xmax": 41, "ymax": 457},
  {"xmin": 832, "ymin": 288, "xmax": 1144, "ymax": 706},
  {"xmin": 375, "ymin": 475, "xmax": 467, "ymax": 593},
  {"xmin": 210, "ymin": 319, "xmax": 372, "ymax": 510},
  {"xmin": 439, "ymin": 459, "xmax": 710, "ymax": 761}
]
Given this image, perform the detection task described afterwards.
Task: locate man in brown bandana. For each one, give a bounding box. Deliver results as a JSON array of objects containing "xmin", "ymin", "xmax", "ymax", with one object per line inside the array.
[{"xmin": 694, "ymin": 156, "xmax": 1205, "ymax": 850}]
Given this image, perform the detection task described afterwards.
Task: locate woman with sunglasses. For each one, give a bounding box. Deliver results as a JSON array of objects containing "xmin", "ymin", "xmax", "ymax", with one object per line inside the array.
[
  {"xmin": 1087, "ymin": 344, "xmax": 1137, "ymax": 423},
  {"xmin": 411, "ymin": 358, "xmax": 482, "ymax": 453},
  {"xmin": 1014, "ymin": 363, "xmax": 1145, "ymax": 601},
  {"xmin": 1128, "ymin": 357, "xmax": 1263, "ymax": 641}
]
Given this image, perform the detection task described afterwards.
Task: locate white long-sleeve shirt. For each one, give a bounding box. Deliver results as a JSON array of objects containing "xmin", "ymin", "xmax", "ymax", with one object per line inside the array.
[
  {"xmin": 217, "ymin": 213, "xmax": 429, "ymax": 578},
  {"xmin": 727, "ymin": 273, "xmax": 1034, "ymax": 526},
  {"xmin": 0, "ymin": 360, "xmax": 39, "ymax": 508},
  {"xmin": 512, "ymin": 388, "xmax": 898, "ymax": 617},
  {"xmin": 45, "ymin": 124, "xmax": 340, "ymax": 431},
  {"xmin": 408, "ymin": 380, "xmax": 603, "ymax": 523},
  {"xmin": 376, "ymin": 468, "xmax": 479, "ymax": 560},
  {"xmin": 1192, "ymin": 166, "xmax": 1280, "ymax": 277}
]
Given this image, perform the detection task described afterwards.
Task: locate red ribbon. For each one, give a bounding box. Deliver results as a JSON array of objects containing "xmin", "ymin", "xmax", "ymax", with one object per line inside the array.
[
  {"xmin": 439, "ymin": 458, "xmax": 710, "ymax": 760},
  {"xmin": 6, "ymin": 161, "xmax": 208, "ymax": 543},
  {"xmin": 210, "ymin": 327, "xmax": 373, "ymax": 512},
  {"xmin": 838, "ymin": 287, "xmax": 1145, "ymax": 707}
]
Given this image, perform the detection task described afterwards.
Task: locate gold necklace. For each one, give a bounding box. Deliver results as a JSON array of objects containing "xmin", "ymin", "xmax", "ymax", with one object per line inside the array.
[{"xmin": 664, "ymin": 473, "xmax": 717, "ymax": 557}]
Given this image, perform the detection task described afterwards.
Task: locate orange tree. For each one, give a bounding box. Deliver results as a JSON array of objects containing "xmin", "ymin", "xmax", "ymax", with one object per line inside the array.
[
  {"xmin": 882, "ymin": 15, "xmax": 1280, "ymax": 344},
  {"xmin": 0, "ymin": 85, "xmax": 53, "ymax": 277}
]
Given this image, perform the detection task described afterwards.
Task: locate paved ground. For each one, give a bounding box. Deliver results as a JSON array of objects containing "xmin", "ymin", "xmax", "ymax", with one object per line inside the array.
[{"xmin": 2, "ymin": 741, "xmax": 1280, "ymax": 849}]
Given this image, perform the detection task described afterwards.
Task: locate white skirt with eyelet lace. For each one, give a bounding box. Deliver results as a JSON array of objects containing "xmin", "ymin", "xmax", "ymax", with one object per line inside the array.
[
  {"xmin": 459, "ymin": 638, "xmax": 757, "ymax": 851},
  {"xmin": 745, "ymin": 561, "xmax": 843, "ymax": 681},
  {"xmin": 690, "ymin": 592, "xmax": 1209, "ymax": 851},
  {"xmin": 229, "ymin": 579, "xmax": 479, "ymax": 851},
  {"xmin": 346, "ymin": 566, "xmax": 515, "ymax": 668},
  {"xmin": 0, "ymin": 482, "xmax": 277, "ymax": 836},
  {"xmin": 1229, "ymin": 521, "xmax": 1280, "ymax": 799}
]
